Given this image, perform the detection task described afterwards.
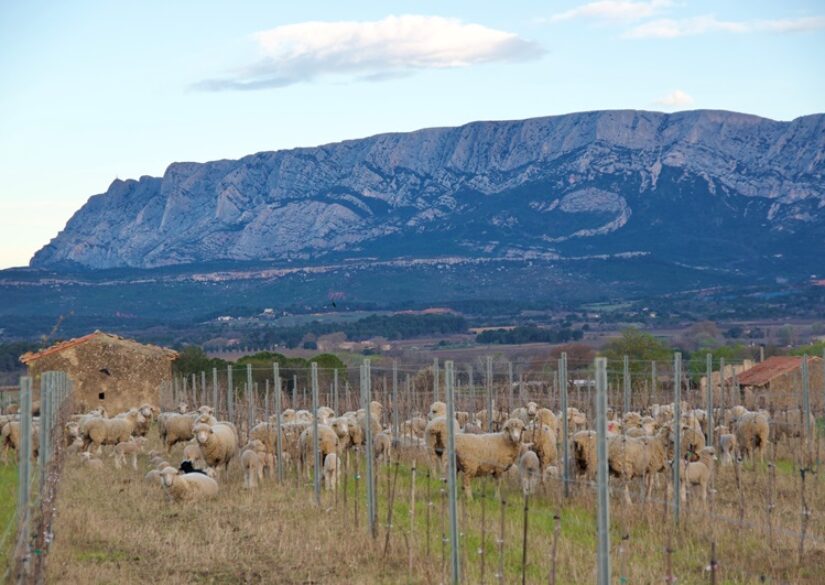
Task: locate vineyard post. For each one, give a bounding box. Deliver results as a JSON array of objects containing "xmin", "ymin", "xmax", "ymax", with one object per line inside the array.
[
  {"xmin": 595, "ymin": 357, "xmax": 611, "ymax": 585},
  {"xmin": 560, "ymin": 352, "xmax": 570, "ymax": 499},
  {"xmin": 706, "ymin": 353, "xmax": 714, "ymax": 448},
  {"xmin": 445, "ymin": 360, "xmax": 461, "ymax": 585},
  {"xmin": 673, "ymin": 352, "xmax": 682, "ymax": 526},
  {"xmin": 486, "ymin": 355, "xmax": 494, "ymax": 433},
  {"xmin": 623, "ymin": 355, "xmax": 630, "ymax": 414},
  {"xmin": 312, "ymin": 362, "xmax": 321, "ymax": 506},
  {"xmin": 274, "ymin": 363, "xmax": 284, "ymax": 483}
]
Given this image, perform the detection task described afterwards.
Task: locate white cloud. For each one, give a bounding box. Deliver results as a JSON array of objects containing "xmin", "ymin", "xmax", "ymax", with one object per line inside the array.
[
  {"xmin": 625, "ymin": 15, "xmax": 825, "ymax": 39},
  {"xmin": 195, "ymin": 15, "xmax": 544, "ymax": 91},
  {"xmin": 546, "ymin": 1, "xmax": 671, "ymax": 23},
  {"xmin": 654, "ymin": 89, "xmax": 695, "ymax": 108}
]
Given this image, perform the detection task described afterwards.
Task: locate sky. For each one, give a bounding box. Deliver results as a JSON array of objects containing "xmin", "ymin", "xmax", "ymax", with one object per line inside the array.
[{"xmin": 1, "ymin": 0, "xmax": 823, "ymax": 269}]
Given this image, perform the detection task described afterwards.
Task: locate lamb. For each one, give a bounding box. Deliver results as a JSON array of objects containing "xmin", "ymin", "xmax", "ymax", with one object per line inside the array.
[
  {"xmin": 323, "ymin": 452, "xmax": 339, "ymax": 491},
  {"xmin": 193, "ymin": 422, "xmax": 238, "ymax": 475},
  {"xmin": 518, "ymin": 449, "xmax": 541, "ymax": 496},
  {"xmin": 718, "ymin": 433, "xmax": 737, "ymax": 466},
  {"xmin": 159, "ymin": 466, "xmax": 219, "ymax": 502},
  {"xmin": 82, "ymin": 409, "xmax": 146, "ymax": 453},
  {"xmin": 453, "ymin": 418, "xmax": 525, "ymax": 500},
  {"xmin": 241, "ymin": 440, "xmax": 267, "ymax": 489},
  {"xmin": 680, "ymin": 447, "xmax": 716, "ymax": 504},
  {"xmin": 734, "ymin": 411, "xmax": 769, "ymax": 463},
  {"xmin": 298, "ymin": 424, "xmax": 339, "ymax": 478},
  {"xmin": 112, "ymin": 437, "xmax": 146, "ymax": 470},
  {"xmin": 80, "ymin": 452, "xmax": 104, "ymax": 469}
]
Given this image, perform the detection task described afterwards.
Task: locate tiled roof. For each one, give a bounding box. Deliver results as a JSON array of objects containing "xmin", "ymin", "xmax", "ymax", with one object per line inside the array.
[
  {"xmin": 20, "ymin": 331, "xmax": 178, "ymax": 364},
  {"xmin": 736, "ymin": 356, "xmax": 808, "ymax": 386}
]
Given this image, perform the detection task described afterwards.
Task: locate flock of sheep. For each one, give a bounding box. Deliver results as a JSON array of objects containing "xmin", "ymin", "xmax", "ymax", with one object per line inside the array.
[{"xmin": 0, "ymin": 390, "xmax": 814, "ymax": 511}]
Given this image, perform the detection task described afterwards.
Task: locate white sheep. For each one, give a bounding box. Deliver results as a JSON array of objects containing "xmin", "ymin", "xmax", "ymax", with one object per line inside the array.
[
  {"xmin": 193, "ymin": 422, "xmax": 238, "ymax": 475},
  {"xmin": 680, "ymin": 447, "xmax": 716, "ymax": 504},
  {"xmin": 454, "ymin": 418, "xmax": 525, "ymax": 500},
  {"xmin": 112, "ymin": 436, "xmax": 146, "ymax": 470},
  {"xmin": 518, "ymin": 449, "xmax": 541, "ymax": 496},
  {"xmin": 159, "ymin": 466, "xmax": 219, "ymax": 502},
  {"xmin": 241, "ymin": 440, "xmax": 267, "ymax": 489},
  {"xmin": 324, "ymin": 452, "xmax": 339, "ymax": 491}
]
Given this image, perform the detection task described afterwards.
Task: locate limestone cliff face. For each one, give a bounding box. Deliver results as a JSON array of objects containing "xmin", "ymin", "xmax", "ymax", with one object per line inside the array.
[{"xmin": 31, "ymin": 110, "xmax": 825, "ymax": 270}]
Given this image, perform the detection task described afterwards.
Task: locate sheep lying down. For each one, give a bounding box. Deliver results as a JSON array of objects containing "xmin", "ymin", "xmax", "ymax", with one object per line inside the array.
[{"xmin": 160, "ymin": 466, "xmax": 219, "ymax": 502}]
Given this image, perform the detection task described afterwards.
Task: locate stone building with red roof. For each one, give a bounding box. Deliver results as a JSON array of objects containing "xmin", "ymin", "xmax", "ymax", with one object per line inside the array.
[{"xmin": 735, "ymin": 355, "xmax": 823, "ymax": 410}]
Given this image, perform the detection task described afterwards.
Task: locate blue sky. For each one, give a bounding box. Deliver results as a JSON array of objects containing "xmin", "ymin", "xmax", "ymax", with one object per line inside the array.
[{"xmin": 1, "ymin": 0, "xmax": 823, "ymax": 269}]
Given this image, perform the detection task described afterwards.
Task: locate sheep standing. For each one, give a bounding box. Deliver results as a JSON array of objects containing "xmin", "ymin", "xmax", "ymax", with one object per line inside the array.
[
  {"xmin": 680, "ymin": 447, "xmax": 716, "ymax": 504},
  {"xmin": 572, "ymin": 430, "xmax": 597, "ymax": 480},
  {"xmin": 423, "ymin": 415, "xmax": 460, "ymax": 474},
  {"xmin": 324, "ymin": 452, "xmax": 339, "ymax": 491},
  {"xmin": 734, "ymin": 411, "xmax": 769, "ymax": 463},
  {"xmin": 193, "ymin": 422, "xmax": 238, "ymax": 475},
  {"xmin": 518, "ymin": 449, "xmax": 541, "ymax": 496},
  {"xmin": 112, "ymin": 437, "xmax": 146, "ymax": 470},
  {"xmin": 82, "ymin": 409, "xmax": 145, "ymax": 453},
  {"xmin": 607, "ymin": 435, "xmax": 649, "ymax": 504},
  {"xmin": 241, "ymin": 440, "xmax": 267, "ymax": 489},
  {"xmin": 524, "ymin": 422, "xmax": 557, "ymax": 472},
  {"xmin": 159, "ymin": 466, "xmax": 219, "ymax": 502},
  {"xmin": 453, "ymin": 418, "xmax": 525, "ymax": 500},
  {"xmin": 298, "ymin": 424, "xmax": 339, "ymax": 479}
]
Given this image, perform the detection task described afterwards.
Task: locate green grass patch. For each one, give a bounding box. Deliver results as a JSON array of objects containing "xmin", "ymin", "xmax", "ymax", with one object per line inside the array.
[{"xmin": 0, "ymin": 463, "xmax": 18, "ymax": 574}]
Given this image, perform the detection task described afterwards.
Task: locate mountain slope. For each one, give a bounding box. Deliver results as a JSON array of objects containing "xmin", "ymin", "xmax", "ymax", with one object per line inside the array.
[{"xmin": 31, "ymin": 110, "xmax": 825, "ymax": 275}]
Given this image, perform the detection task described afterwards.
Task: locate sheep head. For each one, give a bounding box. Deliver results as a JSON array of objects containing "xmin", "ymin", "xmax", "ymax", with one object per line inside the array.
[
  {"xmin": 331, "ymin": 418, "xmax": 349, "ymax": 439},
  {"xmin": 526, "ymin": 402, "xmax": 538, "ymax": 419},
  {"xmin": 160, "ymin": 466, "xmax": 180, "ymax": 488},
  {"xmin": 177, "ymin": 402, "xmax": 188, "ymax": 414},
  {"xmin": 503, "ymin": 418, "xmax": 525, "ymax": 444},
  {"xmin": 193, "ymin": 423, "xmax": 213, "ymax": 445},
  {"xmin": 429, "ymin": 402, "xmax": 446, "ymax": 420}
]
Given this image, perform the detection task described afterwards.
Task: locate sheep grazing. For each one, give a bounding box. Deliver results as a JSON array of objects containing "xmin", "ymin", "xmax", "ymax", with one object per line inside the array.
[
  {"xmin": 373, "ymin": 431, "xmax": 392, "ymax": 463},
  {"xmin": 193, "ymin": 422, "xmax": 238, "ymax": 475},
  {"xmin": 113, "ymin": 437, "xmax": 146, "ymax": 470},
  {"xmin": 423, "ymin": 415, "xmax": 460, "ymax": 474},
  {"xmin": 734, "ymin": 411, "xmax": 769, "ymax": 463},
  {"xmin": 298, "ymin": 424, "xmax": 339, "ymax": 479},
  {"xmin": 680, "ymin": 447, "xmax": 716, "ymax": 504},
  {"xmin": 323, "ymin": 452, "xmax": 340, "ymax": 491},
  {"xmin": 518, "ymin": 449, "xmax": 541, "ymax": 496},
  {"xmin": 453, "ymin": 418, "xmax": 525, "ymax": 500},
  {"xmin": 159, "ymin": 466, "xmax": 219, "ymax": 502},
  {"xmin": 82, "ymin": 409, "xmax": 146, "ymax": 454},
  {"xmin": 2, "ymin": 421, "xmax": 40, "ymax": 462},
  {"xmin": 607, "ymin": 435, "xmax": 649, "ymax": 504},
  {"xmin": 241, "ymin": 440, "xmax": 267, "ymax": 489},
  {"xmin": 572, "ymin": 430, "xmax": 597, "ymax": 480}
]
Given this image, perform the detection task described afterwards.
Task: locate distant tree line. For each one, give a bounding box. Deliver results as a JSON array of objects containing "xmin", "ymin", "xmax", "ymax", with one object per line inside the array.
[
  {"xmin": 476, "ymin": 326, "xmax": 583, "ymax": 345},
  {"xmin": 0, "ymin": 341, "xmax": 38, "ymax": 372},
  {"xmin": 248, "ymin": 313, "xmax": 468, "ymax": 349}
]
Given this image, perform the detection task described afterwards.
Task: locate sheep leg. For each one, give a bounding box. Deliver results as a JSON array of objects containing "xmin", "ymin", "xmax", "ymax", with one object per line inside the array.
[
  {"xmin": 131, "ymin": 453, "xmax": 138, "ymax": 471},
  {"xmin": 463, "ymin": 473, "xmax": 474, "ymax": 501},
  {"xmin": 623, "ymin": 481, "xmax": 632, "ymax": 506}
]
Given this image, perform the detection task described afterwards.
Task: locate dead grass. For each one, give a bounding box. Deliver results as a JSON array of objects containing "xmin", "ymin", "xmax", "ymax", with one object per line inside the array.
[{"xmin": 44, "ymin": 426, "xmax": 825, "ymax": 585}]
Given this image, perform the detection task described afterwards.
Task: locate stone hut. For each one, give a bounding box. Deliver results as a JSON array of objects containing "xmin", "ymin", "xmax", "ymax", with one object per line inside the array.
[
  {"xmin": 20, "ymin": 331, "xmax": 177, "ymax": 413},
  {"xmin": 734, "ymin": 355, "xmax": 824, "ymax": 410}
]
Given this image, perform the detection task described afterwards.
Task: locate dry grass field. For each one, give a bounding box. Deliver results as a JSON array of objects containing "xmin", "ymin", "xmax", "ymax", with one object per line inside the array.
[{"xmin": 42, "ymin": 427, "xmax": 825, "ymax": 585}]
